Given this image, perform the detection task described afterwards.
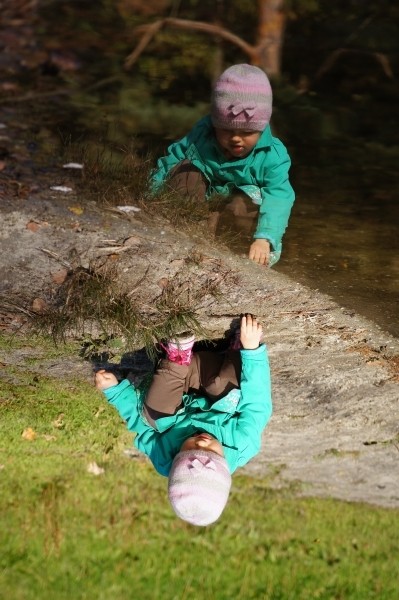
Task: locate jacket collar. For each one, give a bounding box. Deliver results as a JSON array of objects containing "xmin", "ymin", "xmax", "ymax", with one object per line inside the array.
[{"xmin": 257, "ymin": 124, "xmax": 273, "ymax": 149}]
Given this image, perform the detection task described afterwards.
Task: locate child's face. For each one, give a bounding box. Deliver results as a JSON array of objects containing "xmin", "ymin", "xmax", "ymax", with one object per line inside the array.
[
  {"xmin": 214, "ymin": 128, "xmax": 261, "ymax": 160},
  {"xmin": 180, "ymin": 432, "xmax": 224, "ymax": 457}
]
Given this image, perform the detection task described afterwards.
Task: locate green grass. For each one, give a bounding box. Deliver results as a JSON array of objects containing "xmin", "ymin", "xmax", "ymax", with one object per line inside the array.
[{"xmin": 0, "ymin": 335, "xmax": 398, "ymax": 600}]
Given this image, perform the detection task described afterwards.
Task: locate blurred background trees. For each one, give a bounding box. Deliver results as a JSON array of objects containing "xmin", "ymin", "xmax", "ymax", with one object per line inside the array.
[{"xmin": 1, "ymin": 0, "xmax": 398, "ymax": 146}]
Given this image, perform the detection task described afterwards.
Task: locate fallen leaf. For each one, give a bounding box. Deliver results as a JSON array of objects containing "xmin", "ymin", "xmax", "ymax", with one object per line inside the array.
[
  {"xmin": 53, "ymin": 413, "xmax": 65, "ymax": 429},
  {"xmin": 63, "ymin": 162, "xmax": 83, "ymax": 169},
  {"xmin": 26, "ymin": 220, "xmax": 49, "ymax": 232},
  {"xmin": 116, "ymin": 205, "xmax": 141, "ymax": 213},
  {"xmin": 32, "ymin": 298, "xmax": 47, "ymax": 313},
  {"xmin": 94, "ymin": 406, "xmax": 106, "ymax": 418},
  {"xmin": 42, "ymin": 434, "xmax": 57, "ymax": 442},
  {"xmin": 22, "ymin": 427, "xmax": 37, "ymax": 441},
  {"xmin": 123, "ymin": 236, "xmax": 141, "ymax": 247},
  {"xmin": 26, "ymin": 220, "xmax": 40, "ymax": 232},
  {"xmin": 0, "ymin": 82, "xmax": 19, "ymax": 93},
  {"xmin": 158, "ymin": 277, "xmax": 169, "ymax": 289},
  {"xmin": 50, "ymin": 186, "xmax": 73, "ymax": 193},
  {"xmin": 170, "ymin": 259, "xmax": 185, "ymax": 268},
  {"xmin": 68, "ymin": 205, "xmax": 83, "ymax": 215},
  {"xmin": 51, "ymin": 269, "xmax": 68, "ymax": 284},
  {"xmin": 87, "ymin": 462, "xmax": 105, "ymax": 476}
]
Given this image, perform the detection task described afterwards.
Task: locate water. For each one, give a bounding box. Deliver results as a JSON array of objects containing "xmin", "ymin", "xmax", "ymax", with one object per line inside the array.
[
  {"xmin": 220, "ymin": 181, "xmax": 399, "ymax": 338},
  {"xmin": 52, "ymin": 113, "xmax": 398, "ymax": 338}
]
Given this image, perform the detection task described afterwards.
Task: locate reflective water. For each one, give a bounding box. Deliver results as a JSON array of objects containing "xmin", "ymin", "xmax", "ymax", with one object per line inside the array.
[
  {"xmin": 219, "ymin": 182, "xmax": 399, "ymax": 338},
  {"xmin": 48, "ymin": 103, "xmax": 398, "ymax": 338}
]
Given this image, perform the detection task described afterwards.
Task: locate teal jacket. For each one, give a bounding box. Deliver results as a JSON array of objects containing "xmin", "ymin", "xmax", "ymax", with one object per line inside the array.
[
  {"xmin": 151, "ymin": 116, "xmax": 295, "ymax": 258},
  {"xmin": 103, "ymin": 344, "xmax": 272, "ymax": 477}
]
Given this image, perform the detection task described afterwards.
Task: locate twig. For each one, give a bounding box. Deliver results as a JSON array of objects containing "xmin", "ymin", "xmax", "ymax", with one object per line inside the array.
[
  {"xmin": 278, "ymin": 307, "xmax": 336, "ymax": 316},
  {"xmin": 125, "ymin": 17, "xmax": 257, "ymax": 69},
  {"xmin": 315, "ymin": 48, "xmax": 394, "ymax": 81},
  {"xmin": 125, "ymin": 20, "xmax": 164, "ymax": 69},
  {"xmin": 38, "ymin": 248, "xmax": 72, "ymax": 269},
  {"xmin": 126, "ymin": 266, "xmax": 151, "ymax": 296},
  {"xmin": 0, "ymin": 88, "xmax": 72, "ymax": 105},
  {"xmin": 0, "ymin": 302, "xmax": 33, "ymax": 316},
  {"xmin": 0, "ymin": 75, "xmax": 124, "ymax": 105}
]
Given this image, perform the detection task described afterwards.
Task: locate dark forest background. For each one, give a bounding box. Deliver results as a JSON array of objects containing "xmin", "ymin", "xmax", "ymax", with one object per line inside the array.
[{"xmin": 1, "ymin": 0, "xmax": 398, "ymax": 153}]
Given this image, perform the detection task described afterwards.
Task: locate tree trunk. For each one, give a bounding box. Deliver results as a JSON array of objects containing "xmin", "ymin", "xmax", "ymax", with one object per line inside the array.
[{"xmin": 256, "ymin": 0, "xmax": 286, "ymax": 77}]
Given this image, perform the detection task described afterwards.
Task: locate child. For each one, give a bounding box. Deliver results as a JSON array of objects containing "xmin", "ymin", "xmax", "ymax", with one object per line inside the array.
[
  {"xmin": 150, "ymin": 63, "xmax": 295, "ymax": 267},
  {"xmin": 95, "ymin": 314, "xmax": 272, "ymax": 526}
]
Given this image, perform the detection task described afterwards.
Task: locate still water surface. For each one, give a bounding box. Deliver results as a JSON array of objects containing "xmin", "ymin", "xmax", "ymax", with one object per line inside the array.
[
  {"xmin": 55, "ymin": 114, "xmax": 398, "ymax": 338},
  {"xmin": 220, "ymin": 180, "xmax": 399, "ymax": 338}
]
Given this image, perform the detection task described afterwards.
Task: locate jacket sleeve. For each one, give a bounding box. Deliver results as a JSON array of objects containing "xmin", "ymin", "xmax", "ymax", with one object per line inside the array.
[
  {"xmin": 150, "ymin": 117, "xmax": 206, "ymax": 194},
  {"xmin": 150, "ymin": 135, "xmax": 190, "ymax": 194},
  {"xmin": 235, "ymin": 344, "xmax": 272, "ymax": 461},
  {"xmin": 253, "ymin": 140, "xmax": 295, "ymax": 252},
  {"xmin": 103, "ymin": 379, "xmax": 147, "ymax": 432},
  {"xmin": 103, "ymin": 379, "xmax": 162, "ymax": 470}
]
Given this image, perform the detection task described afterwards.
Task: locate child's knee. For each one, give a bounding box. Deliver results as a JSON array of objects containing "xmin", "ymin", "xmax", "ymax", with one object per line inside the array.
[{"xmin": 168, "ymin": 161, "xmax": 207, "ymax": 199}]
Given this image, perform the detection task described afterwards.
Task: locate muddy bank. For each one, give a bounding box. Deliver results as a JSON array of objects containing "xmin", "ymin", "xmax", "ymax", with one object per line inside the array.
[{"xmin": 1, "ymin": 113, "xmax": 398, "ymax": 509}]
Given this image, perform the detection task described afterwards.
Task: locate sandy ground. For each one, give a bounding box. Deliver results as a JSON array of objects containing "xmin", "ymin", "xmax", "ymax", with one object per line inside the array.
[{"xmin": 1, "ymin": 114, "xmax": 398, "ymax": 509}]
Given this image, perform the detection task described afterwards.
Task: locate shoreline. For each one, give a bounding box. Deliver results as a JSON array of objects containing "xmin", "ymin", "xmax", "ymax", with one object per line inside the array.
[{"xmin": 1, "ymin": 186, "xmax": 399, "ymax": 508}]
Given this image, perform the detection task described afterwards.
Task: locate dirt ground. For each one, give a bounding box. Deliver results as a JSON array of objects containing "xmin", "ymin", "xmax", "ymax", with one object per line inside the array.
[{"xmin": 1, "ymin": 108, "xmax": 399, "ymax": 509}]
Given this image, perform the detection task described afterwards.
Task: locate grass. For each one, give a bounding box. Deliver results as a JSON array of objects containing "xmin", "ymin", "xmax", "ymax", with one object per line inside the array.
[
  {"xmin": 2, "ymin": 133, "xmax": 243, "ymax": 361},
  {"xmin": 21, "ymin": 259, "xmax": 224, "ymax": 361},
  {"xmin": 61, "ymin": 137, "xmax": 153, "ymax": 206},
  {"xmin": 1, "ymin": 334, "xmax": 398, "ymax": 600}
]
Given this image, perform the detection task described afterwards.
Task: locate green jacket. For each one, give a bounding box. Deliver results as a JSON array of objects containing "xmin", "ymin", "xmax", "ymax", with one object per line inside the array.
[
  {"xmin": 151, "ymin": 116, "xmax": 295, "ymax": 259},
  {"xmin": 103, "ymin": 344, "xmax": 272, "ymax": 477}
]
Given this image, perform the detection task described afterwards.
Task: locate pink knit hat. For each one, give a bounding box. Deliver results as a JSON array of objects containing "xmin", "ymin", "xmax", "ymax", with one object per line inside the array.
[
  {"xmin": 211, "ymin": 64, "xmax": 272, "ymax": 131},
  {"xmin": 168, "ymin": 450, "xmax": 232, "ymax": 526}
]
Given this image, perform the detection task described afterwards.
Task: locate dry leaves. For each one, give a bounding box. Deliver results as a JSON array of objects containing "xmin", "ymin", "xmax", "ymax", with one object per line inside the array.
[
  {"xmin": 52, "ymin": 413, "xmax": 65, "ymax": 429},
  {"xmin": 87, "ymin": 462, "xmax": 105, "ymax": 476},
  {"xmin": 51, "ymin": 269, "xmax": 69, "ymax": 284},
  {"xmin": 68, "ymin": 205, "xmax": 84, "ymax": 215},
  {"xmin": 26, "ymin": 220, "xmax": 49, "ymax": 232},
  {"xmin": 22, "ymin": 427, "xmax": 37, "ymax": 441},
  {"xmin": 32, "ymin": 298, "xmax": 48, "ymax": 313}
]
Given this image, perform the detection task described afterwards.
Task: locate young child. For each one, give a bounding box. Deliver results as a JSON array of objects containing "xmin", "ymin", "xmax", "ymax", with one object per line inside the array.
[
  {"xmin": 150, "ymin": 63, "xmax": 295, "ymax": 267},
  {"xmin": 95, "ymin": 314, "xmax": 272, "ymax": 527}
]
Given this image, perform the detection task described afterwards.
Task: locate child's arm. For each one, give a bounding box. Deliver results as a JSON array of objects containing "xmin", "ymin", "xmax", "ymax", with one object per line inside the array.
[
  {"xmin": 238, "ymin": 346, "xmax": 272, "ymax": 433},
  {"xmin": 251, "ymin": 139, "xmax": 295, "ymax": 264},
  {"xmin": 96, "ymin": 370, "xmax": 148, "ymax": 433},
  {"xmin": 150, "ymin": 135, "xmax": 190, "ymax": 193},
  {"xmin": 248, "ymin": 239, "xmax": 271, "ymax": 266},
  {"xmin": 235, "ymin": 316, "xmax": 273, "ymax": 459},
  {"xmin": 96, "ymin": 371, "xmax": 164, "ymax": 473},
  {"xmin": 150, "ymin": 116, "xmax": 212, "ymax": 194}
]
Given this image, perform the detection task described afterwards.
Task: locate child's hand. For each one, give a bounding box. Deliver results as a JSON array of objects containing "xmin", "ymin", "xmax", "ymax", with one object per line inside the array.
[
  {"xmin": 240, "ymin": 314, "xmax": 263, "ymax": 350},
  {"xmin": 249, "ymin": 239, "xmax": 270, "ymax": 266},
  {"xmin": 95, "ymin": 369, "xmax": 118, "ymax": 390}
]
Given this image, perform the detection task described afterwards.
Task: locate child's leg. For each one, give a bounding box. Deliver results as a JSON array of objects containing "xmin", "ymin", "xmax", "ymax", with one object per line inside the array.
[
  {"xmin": 167, "ymin": 161, "xmax": 220, "ymax": 234},
  {"xmin": 143, "ymin": 360, "xmax": 190, "ymax": 427},
  {"xmin": 143, "ymin": 349, "xmax": 241, "ymax": 426},
  {"xmin": 167, "ymin": 160, "xmax": 208, "ymax": 200},
  {"xmin": 225, "ymin": 192, "xmax": 258, "ymax": 236},
  {"xmin": 186, "ymin": 350, "xmax": 242, "ymax": 401}
]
